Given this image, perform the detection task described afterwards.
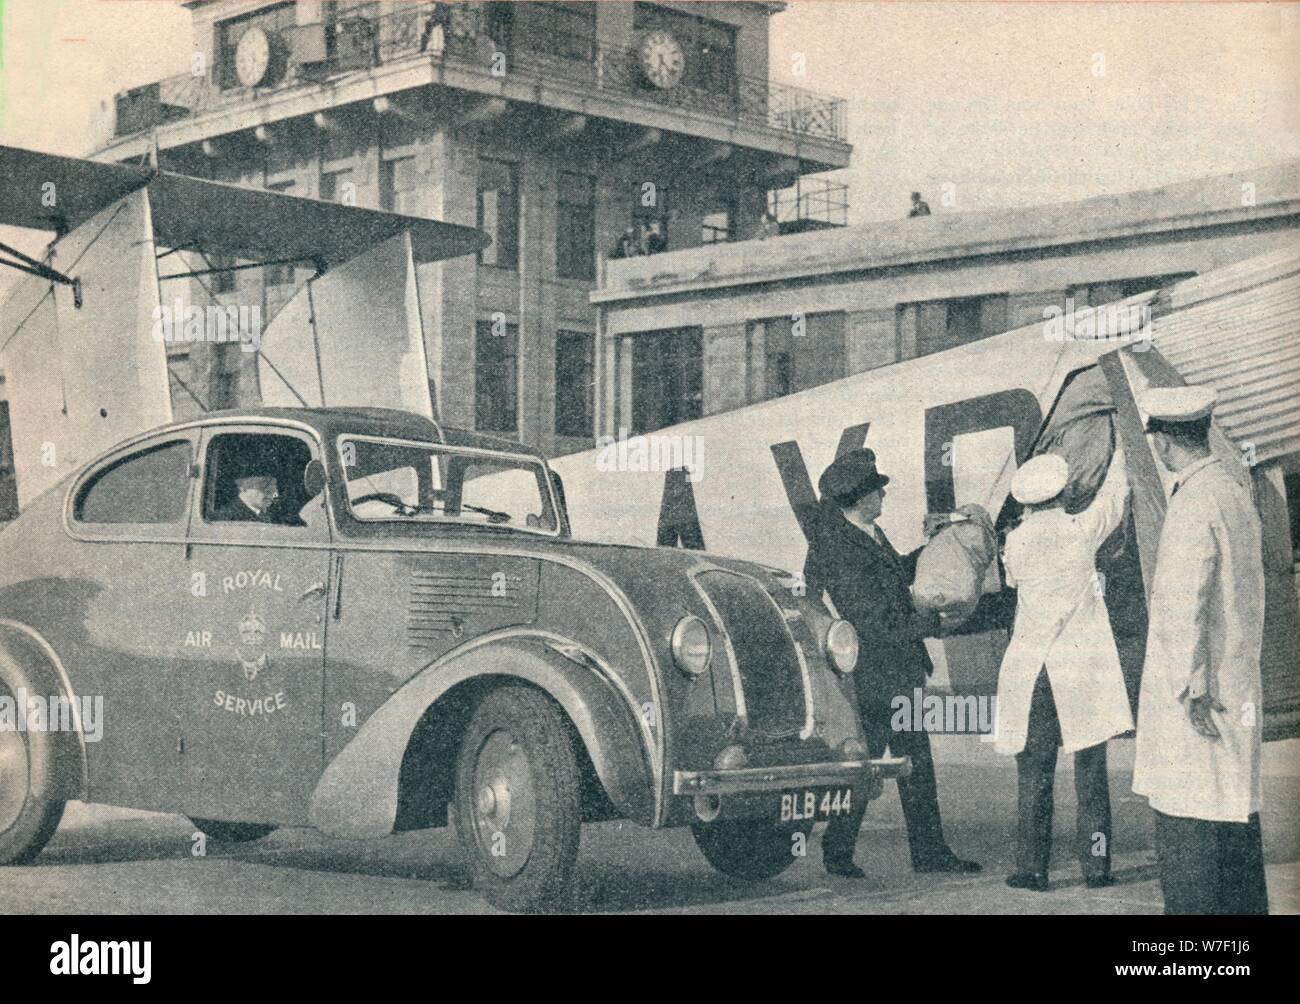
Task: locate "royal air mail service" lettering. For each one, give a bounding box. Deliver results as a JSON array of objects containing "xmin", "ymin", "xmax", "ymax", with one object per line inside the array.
[
  {"xmin": 220, "ymin": 568, "xmax": 285, "ymax": 594},
  {"xmin": 213, "ymin": 690, "xmax": 288, "ymax": 717}
]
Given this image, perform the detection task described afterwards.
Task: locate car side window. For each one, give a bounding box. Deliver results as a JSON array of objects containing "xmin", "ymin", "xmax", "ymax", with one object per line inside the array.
[
  {"xmin": 202, "ymin": 431, "xmax": 314, "ymax": 527},
  {"xmin": 74, "ymin": 440, "xmax": 193, "ymax": 524}
]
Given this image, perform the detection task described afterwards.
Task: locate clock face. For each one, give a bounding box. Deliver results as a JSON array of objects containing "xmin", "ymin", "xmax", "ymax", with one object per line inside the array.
[
  {"xmin": 639, "ymin": 30, "xmax": 686, "ymax": 89},
  {"xmin": 234, "ymin": 26, "xmax": 272, "ymax": 87}
]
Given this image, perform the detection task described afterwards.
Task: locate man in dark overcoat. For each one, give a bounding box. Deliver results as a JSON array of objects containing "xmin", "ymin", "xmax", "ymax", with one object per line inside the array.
[{"xmin": 804, "ymin": 448, "xmax": 981, "ymax": 877}]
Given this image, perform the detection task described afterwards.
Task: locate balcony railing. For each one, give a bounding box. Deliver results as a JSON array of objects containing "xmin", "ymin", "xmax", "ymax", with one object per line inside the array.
[
  {"xmin": 768, "ymin": 177, "xmax": 849, "ymax": 231},
  {"xmin": 126, "ymin": 3, "xmax": 847, "ymax": 144}
]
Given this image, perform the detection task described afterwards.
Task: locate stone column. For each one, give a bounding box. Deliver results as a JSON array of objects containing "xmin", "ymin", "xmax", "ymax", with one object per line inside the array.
[{"xmin": 419, "ymin": 128, "xmax": 480, "ymax": 428}]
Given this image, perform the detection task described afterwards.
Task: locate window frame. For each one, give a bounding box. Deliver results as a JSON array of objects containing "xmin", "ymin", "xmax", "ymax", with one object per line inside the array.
[
  {"xmin": 475, "ymin": 319, "xmax": 520, "ymax": 434},
  {"xmin": 556, "ymin": 171, "xmax": 597, "ymax": 282},
  {"xmin": 477, "ymin": 157, "xmax": 521, "ymax": 271},
  {"xmin": 701, "ymin": 207, "xmax": 731, "ymax": 245},
  {"xmin": 629, "ymin": 326, "xmax": 703, "ymax": 435},
  {"xmin": 898, "ymin": 292, "xmax": 1011, "ymax": 357},
  {"xmin": 554, "ymin": 328, "xmax": 595, "ymax": 439},
  {"xmin": 1066, "ymin": 273, "xmax": 1197, "ymax": 308},
  {"xmin": 65, "ymin": 433, "xmax": 199, "ymax": 542},
  {"xmin": 379, "ymin": 155, "xmax": 419, "ymax": 214},
  {"xmin": 263, "ymin": 179, "xmax": 299, "ymax": 286},
  {"xmin": 319, "ymin": 166, "xmax": 358, "ymax": 206},
  {"xmin": 332, "ymin": 434, "xmax": 563, "ymax": 539},
  {"xmin": 189, "ymin": 424, "xmax": 331, "ymax": 546}
]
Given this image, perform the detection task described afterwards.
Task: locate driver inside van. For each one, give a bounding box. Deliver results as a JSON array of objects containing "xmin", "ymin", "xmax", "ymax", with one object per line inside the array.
[{"xmin": 214, "ymin": 473, "xmax": 304, "ymax": 526}]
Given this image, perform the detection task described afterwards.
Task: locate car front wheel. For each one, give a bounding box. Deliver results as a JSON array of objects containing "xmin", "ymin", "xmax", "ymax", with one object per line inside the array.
[
  {"xmin": 453, "ymin": 685, "xmax": 581, "ymax": 913},
  {"xmin": 691, "ymin": 818, "xmax": 813, "ymax": 881},
  {"xmin": 0, "ymin": 683, "xmax": 66, "ymax": 865}
]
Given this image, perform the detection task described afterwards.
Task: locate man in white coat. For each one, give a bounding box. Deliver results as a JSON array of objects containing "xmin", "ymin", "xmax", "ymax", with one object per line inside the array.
[
  {"xmin": 1132, "ymin": 387, "xmax": 1268, "ymax": 915},
  {"xmin": 996, "ymin": 443, "xmax": 1133, "ymax": 892}
]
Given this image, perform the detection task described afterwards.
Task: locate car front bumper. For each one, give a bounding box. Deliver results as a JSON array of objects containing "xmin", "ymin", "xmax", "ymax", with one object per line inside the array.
[{"xmin": 671, "ymin": 755, "xmax": 912, "ymax": 797}]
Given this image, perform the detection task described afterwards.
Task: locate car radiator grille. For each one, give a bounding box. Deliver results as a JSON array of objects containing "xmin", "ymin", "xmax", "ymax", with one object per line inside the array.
[{"xmin": 694, "ymin": 570, "xmax": 808, "ymax": 740}]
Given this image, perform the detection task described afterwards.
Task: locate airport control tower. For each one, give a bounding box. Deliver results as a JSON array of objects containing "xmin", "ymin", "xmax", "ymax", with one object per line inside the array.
[{"xmin": 96, "ymin": 1, "xmax": 851, "ymax": 457}]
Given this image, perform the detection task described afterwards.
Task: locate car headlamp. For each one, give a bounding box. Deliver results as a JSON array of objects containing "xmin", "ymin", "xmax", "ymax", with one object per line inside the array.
[
  {"xmin": 671, "ymin": 615, "xmax": 712, "ymax": 677},
  {"xmin": 825, "ymin": 619, "xmax": 859, "ymax": 674}
]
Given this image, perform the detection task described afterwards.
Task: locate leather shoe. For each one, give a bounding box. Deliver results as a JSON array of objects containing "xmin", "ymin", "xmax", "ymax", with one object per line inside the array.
[
  {"xmin": 825, "ymin": 860, "xmax": 867, "ymax": 879},
  {"xmin": 914, "ymin": 852, "xmax": 982, "ymax": 874},
  {"xmin": 1085, "ymin": 874, "xmax": 1115, "ymax": 889},
  {"xmin": 1005, "ymin": 871, "xmax": 1050, "ymax": 891}
]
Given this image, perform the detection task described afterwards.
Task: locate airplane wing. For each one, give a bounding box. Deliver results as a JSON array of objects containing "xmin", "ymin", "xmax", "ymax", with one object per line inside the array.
[
  {"xmin": 0, "ymin": 144, "xmax": 488, "ymax": 267},
  {"xmin": 259, "ymin": 231, "xmax": 434, "ymax": 417},
  {"xmin": 145, "ymin": 169, "xmax": 487, "ymax": 268},
  {"xmin": 1147, "ymin": 243, "xmax": 1300, "ymax": 465},
  {"xmin": 0, "ymin": 146, "xmax": 152, "ymax": 234},
  {"xmin": 0, "ymin": 142, "xmax": 487, "ymax": 514}
]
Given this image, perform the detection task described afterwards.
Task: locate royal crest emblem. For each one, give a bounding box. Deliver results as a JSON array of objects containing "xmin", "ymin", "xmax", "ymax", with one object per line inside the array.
[{"xmin": 235, "ymin": 608, "xmax": 268, "ymax": 682}]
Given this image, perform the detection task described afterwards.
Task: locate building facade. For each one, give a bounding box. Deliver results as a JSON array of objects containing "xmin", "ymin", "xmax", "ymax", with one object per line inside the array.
[
  {"xmin": 96, "ymin": 0, "xmax": 851, "ymax": 457},
  {"xmin": 593, "ymin": 160, "xmax": 1300, "ymax": 435}
]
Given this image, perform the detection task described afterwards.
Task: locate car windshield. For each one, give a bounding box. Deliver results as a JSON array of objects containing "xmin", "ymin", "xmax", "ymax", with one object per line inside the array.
[{"xmin": 339, "ymin": 437, "xmax": 560, "ymax": 534}]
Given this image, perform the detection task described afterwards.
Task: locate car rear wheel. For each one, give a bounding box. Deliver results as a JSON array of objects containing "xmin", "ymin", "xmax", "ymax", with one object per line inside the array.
[
  {"xmin": 189, "ymin": 818, "xmax": 277, "ymax": 843},
  {"xmin": 453, "ymin": 685, "xmax": 581, "ymax": 913},
  {"xmin": 692, "ymin": 818, "xmax": 813, "ymax": 881},
  {"xmin": 0, "ymin": 684, "xmax": 66, "ymax": 866}
]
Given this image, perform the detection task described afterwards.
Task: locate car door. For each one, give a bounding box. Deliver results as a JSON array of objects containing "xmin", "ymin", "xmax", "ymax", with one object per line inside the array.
[
  {"xmin": 321, "ymin": 438, "xmax": 542, "ymax": 762},
  {"xmin": 175, "ymin": 423, "xmax": 331, "ymax": 825},
  {"xmin": 61, "ymin": 431, "xmax": 201, "ymax": 810}
]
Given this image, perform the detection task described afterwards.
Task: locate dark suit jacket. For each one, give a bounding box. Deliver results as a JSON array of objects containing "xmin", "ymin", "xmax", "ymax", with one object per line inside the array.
[
  {"xmin": 803, "ymin": 502, "xmax": 937, "ymax": 700},
  {"xmin": 214, "ymin": 498, "xmax": 273, "ymax": 523},
  {"xmin": 212, "ymin": 498, "xmax": 305, "ymax": 527}
]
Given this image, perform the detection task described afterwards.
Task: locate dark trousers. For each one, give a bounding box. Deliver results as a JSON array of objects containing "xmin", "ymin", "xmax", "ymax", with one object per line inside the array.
[
  {"xmin": 1153, "ymin": 809, "xmax": 1269, "ymax": 915},
  {"xmin": 823, "ymin": 697, "xmax": 951, "ymax": 868},
  {"xmin": 1013, "ymin": 669, "xmax": 1112, "ymax": 879}
]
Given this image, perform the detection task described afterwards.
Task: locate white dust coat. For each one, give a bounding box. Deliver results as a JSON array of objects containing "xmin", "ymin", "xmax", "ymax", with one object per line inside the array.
[
  {"xmin": 994, "ymin": 452, "xmax": 1134, "ymax": 755},
  {"xmin": 1132, "ymin": 457, "xmax": 1265, "ymax": 823}
]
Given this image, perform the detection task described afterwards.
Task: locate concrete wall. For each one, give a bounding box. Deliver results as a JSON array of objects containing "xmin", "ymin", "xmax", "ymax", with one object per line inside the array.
[
  {"xmin": 603, "ymin": 222, "xmax": 1300, "ymax": 336},
  {"xmin": 596, "ymin": 218, "xmax": 1300, "ymax": 434}
]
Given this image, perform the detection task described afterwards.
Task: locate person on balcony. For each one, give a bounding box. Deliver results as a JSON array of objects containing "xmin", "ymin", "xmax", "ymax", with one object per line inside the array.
[
  {"xmin": 418, "ymin": 4, "xmax": 450, "ymax": 53},
  {"xmin": 609, "ymin": 226, "xmax": 641, "ymax": 260},
  {"xmin": 644, "ymin": 219, "xmax": 668, "ymax": 255}
]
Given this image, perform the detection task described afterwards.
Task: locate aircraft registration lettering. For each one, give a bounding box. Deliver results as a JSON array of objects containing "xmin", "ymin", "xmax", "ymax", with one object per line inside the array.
[{"xmin": 648, "ymin": 393, "xmax": 1041, "ymax": 549}]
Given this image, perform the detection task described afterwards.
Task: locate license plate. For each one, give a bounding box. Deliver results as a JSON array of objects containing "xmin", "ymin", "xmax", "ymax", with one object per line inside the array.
[{"xmin": 778, "ymin": 788, "xmax": 853, "ymax": 823}]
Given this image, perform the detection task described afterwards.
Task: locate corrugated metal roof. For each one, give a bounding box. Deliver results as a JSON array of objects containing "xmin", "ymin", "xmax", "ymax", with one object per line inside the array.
[{"xmin": 1152, "ymin": 245, "xmax": 1300, "ymax": 464}]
